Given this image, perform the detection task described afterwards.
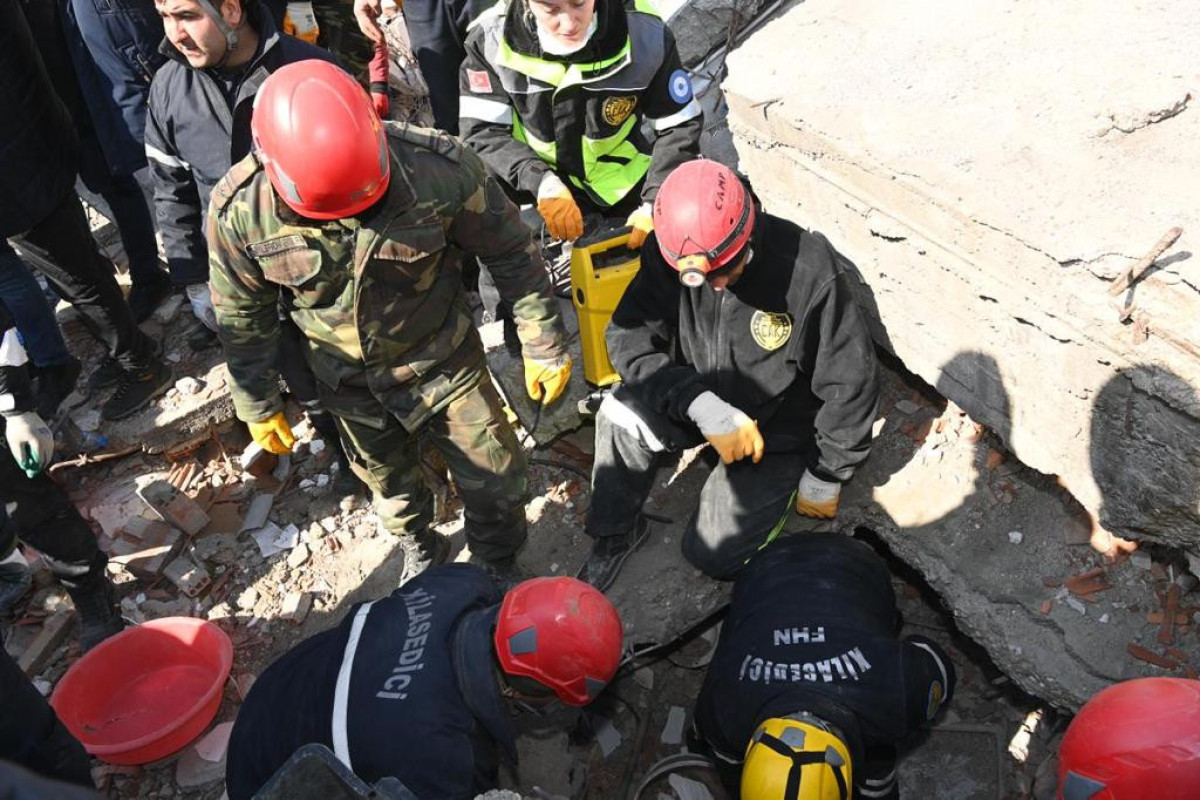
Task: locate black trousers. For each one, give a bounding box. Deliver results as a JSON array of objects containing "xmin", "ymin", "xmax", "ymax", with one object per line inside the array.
[
  {"xmin": 586, "ymin": 387, "xmax": 808, "ymax": 580},
  {"xmin": 0, "ymin": 428, "xmax": 108, "ymax": 591},
  {"xmin": 10, "ymin": 191, "xmax": 154, "ymax": 372},
  {"xmin": 0, "ymin": 648, "xmax": 93, "ymax": 789}
]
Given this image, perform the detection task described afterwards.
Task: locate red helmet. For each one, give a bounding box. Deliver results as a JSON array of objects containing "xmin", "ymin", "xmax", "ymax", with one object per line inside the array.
[
  {"xmin": 652, "ymin": 159, "xmax": 756, "ymax": 287},
  {"xmin": 1058, "ymin": 678, "xmax": 1200, "ymax": 799},
  {"xmin": 494, "ymin": 577, "xmax": 623, "ymax": 706},
  {"xmin": 251, "ymin": 60, "xmax": 390, "ymax": 220}
]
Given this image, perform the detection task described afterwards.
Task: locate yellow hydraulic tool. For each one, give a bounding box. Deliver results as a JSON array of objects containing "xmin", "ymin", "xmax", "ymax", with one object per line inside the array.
[{"xmin": 569, "ymin": 228, "xmax": 641, "ymax": 386}]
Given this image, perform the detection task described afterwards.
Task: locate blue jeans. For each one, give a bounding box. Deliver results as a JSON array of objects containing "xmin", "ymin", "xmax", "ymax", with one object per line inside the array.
[{"xmin": 0, "ymin": 242, "xmax": 72, "ymax": 367}]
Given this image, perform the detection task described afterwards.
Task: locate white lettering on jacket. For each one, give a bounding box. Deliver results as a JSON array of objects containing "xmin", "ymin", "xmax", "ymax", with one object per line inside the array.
[
  {"xmin": 375, "ymin": 588, "xmax": 436, "ymax": 700},
  {"xmin": 737, "ymin": 647, "xmax": 873, "ymax": 685}
]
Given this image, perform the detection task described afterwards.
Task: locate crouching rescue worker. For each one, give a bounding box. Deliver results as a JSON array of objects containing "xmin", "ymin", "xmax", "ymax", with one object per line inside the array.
[
  {"xmin": 225, "ymin": 569, "xmax": 623, "ymax": 799},
  {"xmin": 693, "ymin": 534, "xmax": 955, "ymax": 800},
  {"xmin": 459, "ymin": 0, "xmax": 703, "ymax": 247},
  {"xmin": 578, "ymin": 160, "xmax": 880, "ymax": 589},
  {"xmin": 207, "ymin": 60, "xmax": 572, "ymax": 582},
  {"xmin": 0, "ymin": 302, "xmax": 124, "ymax": 651}
]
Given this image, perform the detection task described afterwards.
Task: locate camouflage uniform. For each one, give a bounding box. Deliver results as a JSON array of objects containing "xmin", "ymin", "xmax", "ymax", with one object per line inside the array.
[
  {"xmin": 207, "ymin": 123, "xmax": 567, "ymax": 561},
  {"xmin": 313, "ymin": 0, "xmax": 374, "ymax": 85}
]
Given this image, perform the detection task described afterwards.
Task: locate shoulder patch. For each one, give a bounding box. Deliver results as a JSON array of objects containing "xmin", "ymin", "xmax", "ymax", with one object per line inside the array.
[
  {"xmin": 383, "ymin": 122, "xmax": 462, "ymax": 163},
  {"xmin": 211, "ymin": 153, "xmax": 262, "ymax": 214}
]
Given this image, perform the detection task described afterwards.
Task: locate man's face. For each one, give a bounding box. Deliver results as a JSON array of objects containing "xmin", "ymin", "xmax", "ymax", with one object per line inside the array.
[
  {"xmin": 527, "ymin": 0, "xmax": 596, "ymax": 49},
  {"xmin": 708, "ymin": 250, "xmax": 750, "ymax": 292},
  {"xmin": 155, "ymin": 0, "xmax": 236, "ymax": 68}
]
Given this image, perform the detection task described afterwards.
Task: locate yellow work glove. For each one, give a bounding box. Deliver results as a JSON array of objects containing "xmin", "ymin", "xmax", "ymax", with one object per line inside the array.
[
  {"xmin": 536, "ymin": 173, "xmax": 583, "ymax": 242},
  {"xmin": 626, "ymin": 202, "xmax": 653, "ymax": 249},
  {"xmin": 284, "ymin": 1, "xmax": 320, "ymax": 43},
  {"xmin": 524, "ymin": 355, "xmax": 572, "ymax": 405},
  {"xmin": 248, "ymin": 412, "xmax": 296, "ymax": 455},
  {"xmin": 685, "ymin": 391, "xmax": 764, "ymax": 465},
  {"xmin": 795, "ymin": 470, "xmax": 841, "ymax": 519}
]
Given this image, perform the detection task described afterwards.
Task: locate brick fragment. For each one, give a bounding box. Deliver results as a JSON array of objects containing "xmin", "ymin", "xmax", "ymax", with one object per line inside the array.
[{"xmin": 1127, "ymin": 643, "xmax": 1178, "ymax": 670}]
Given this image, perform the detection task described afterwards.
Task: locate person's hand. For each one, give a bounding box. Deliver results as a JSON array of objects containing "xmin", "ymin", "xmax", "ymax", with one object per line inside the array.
[
  {"xmin": 248, "ymin": 412, "xmax": 296, "ymax": 455},
  {"xmin": 283, "ymin": 1, "xmax": 320, "ymax": 44},
  {"xmin": 185, "ymin": 282, "xmax": 219, "ymax": 332},
  {"xmin": 536, "ymin": 174, "xmax": 584, "ymax": 242},
  {"xmin": 626, "ymin": 203, "xmax": 653, "ymax": 249},
  {"xmin": 524, "ymin": 355, "xmax": 572, "ymax": 405},
  {"xmin": 372, "ymin": 89, "xmax": 390, "ymax": 119},
  {"xmin": 354, "ymin": 0, "xmax": 386, "ymax": 44},
  {"xmin": 795, "ymin": 470, "xmax": 841, "ymax": 519},
  {"xmin": 686, "ymin": 391, "xmax": 764, "ymax": 465},
  {"xmin": 5, "ymin": 411, "xmax": 54, "ymax": 477}
]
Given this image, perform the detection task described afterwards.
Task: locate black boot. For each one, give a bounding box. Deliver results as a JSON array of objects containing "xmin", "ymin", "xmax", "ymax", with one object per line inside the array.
[
  {"xmin": 183, "ymin": 317, "xmax": 218, "ymax": 351},
  {"xmin": 127, "ymin": 271, "xmax": 173, "ymax": 323},
  {"xmin": 102, "ymin": 360, "xmax": 173, "ymax": 421},
  {"xmin": 399, "ymin": 532, "xmax": 451, "ymax": 586},
  {"xmin": 34, "ymin": 356, "xmax": 81, "ymax": 419},
  {"xmin": 308, "ymin": 408, "xmax": 360, "ymax": 494},
  {"xmin": 576, "ymin": 516, "xmax": 651, "ymax": 593},
  {"xmin": 88, "ymin": 356, "xmax": 123, "ymax": 392},
  {"xmin": 64, "ymin": 574, "xmax": 124, "ymax": 652}
]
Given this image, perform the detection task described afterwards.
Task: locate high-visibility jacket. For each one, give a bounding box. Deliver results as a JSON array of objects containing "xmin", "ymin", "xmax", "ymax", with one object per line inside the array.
[{"xmin": 459, "ymin": 0, "xmax": 702, "ymax": 210}]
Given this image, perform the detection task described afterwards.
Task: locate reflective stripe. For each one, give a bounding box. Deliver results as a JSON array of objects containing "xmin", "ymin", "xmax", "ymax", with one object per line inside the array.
[
  {"xmin": 577, "ymin": 115, "xmax": 651, "ymax": 205},
  {"xmin": 864, "ymin": 770, "xmax": 897, "ymax": 787},
  {"xmin": 145, "ymin": 143, "xmax": 190, "ymax": 170},
  {"xmin": 911, "ymin": 641, "xmax": 949, "ymax": 691},
  {"xmin": 632, "ymin": 0, "xmax": 661, "ymax": 16},
  {"xmin": 331, "ymin": 601, "xmax": 376, "ymax": 770},
  {"xmin": 653, "ymin": 98, "xmax": 702, "ymax": 131},
  {"xmin": 860, "ymin": 784, "xmax": 893, "ymax": 798},
  {"xmin": 459, "ymin": 95, "xmax": 513, "ymax": 124},
  {"xmin": 513, "ymin": 117, "xmax": 557, "ymax": 167}
]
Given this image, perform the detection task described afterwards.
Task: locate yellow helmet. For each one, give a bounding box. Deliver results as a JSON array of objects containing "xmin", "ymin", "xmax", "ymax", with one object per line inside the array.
[{"xmin": 741, "ymin": 714, "xmax": 853, "ymax": 800}]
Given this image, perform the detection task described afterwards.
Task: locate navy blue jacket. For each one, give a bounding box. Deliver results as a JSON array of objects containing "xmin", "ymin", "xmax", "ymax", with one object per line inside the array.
[
  {"xmin": 694, "ymin": 535, "xmax": 954, "ymax": 797},
  {"xmin": 225, "ymin": 565, "xmax": 519, "ymax": 800},
  {"xmin": 144, "ymin": 2, "xmax": 337, "ymax": 285},
  {"xmin": 59, "ymin": 0, "xmax": 165, "ymax": 177}
]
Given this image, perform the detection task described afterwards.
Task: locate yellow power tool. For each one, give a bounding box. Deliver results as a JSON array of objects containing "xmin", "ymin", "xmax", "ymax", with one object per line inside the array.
[{"xmin": 569, "ymin": 228, "xmax": 641, "ymax": 386}]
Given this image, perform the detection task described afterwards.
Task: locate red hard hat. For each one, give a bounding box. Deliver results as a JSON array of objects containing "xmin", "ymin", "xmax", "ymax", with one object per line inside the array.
[
  {"xmin": 251, "ymin": 60, "xmax": 390, "ymax": 220},
  {"xmin": 652, "ymin": 159, "xmax": 756, "ymax": 287},
  {"xmin": 1058, "ymin": 678, "xmax": 1200, "ymax": 799},
  {"xmin": 494, "ymin": 577, "xmax": 623, "ymax": 706}
]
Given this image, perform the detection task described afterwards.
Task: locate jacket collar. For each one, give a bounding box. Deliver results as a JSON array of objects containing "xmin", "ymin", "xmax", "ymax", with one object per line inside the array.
[
  {"xmin": 502, "ymin": 0, "xmax": 628, "ymax": 64},
  {"xmin": 453, "ymin": 606, "xmax": 519, "ymax": 765}
]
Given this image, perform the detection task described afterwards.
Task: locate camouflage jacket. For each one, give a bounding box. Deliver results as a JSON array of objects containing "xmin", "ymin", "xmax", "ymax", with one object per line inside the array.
[{"xmin": 207, "ymin": 123, "xmax": 566, "ymax": 432}]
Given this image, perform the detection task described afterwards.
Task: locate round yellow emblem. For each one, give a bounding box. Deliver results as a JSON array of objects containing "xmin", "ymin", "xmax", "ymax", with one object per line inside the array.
[
  {"xmin": 750, "ymin": 311, "xmax": 793, "ymax": 351},
  {"xmin": 602, "ymin": 95, "xmax": 638, "ymax": 126}
]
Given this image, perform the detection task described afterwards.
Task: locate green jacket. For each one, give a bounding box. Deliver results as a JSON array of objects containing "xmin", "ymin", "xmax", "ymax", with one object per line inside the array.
[{"xmin": 207, "ymin": 123, "xmax": 566, "ymax": 432}]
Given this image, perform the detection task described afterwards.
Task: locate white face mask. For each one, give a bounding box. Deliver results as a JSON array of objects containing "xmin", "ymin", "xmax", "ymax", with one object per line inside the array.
[{"xmin": 537, "ymin": 14, "xmax": 597, "ymax": 55}]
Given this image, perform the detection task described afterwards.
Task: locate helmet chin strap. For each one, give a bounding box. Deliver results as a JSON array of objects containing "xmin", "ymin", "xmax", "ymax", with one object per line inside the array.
[{"xmin": 195, "ymin": 0, "xmax": 240, "ymax": 68}]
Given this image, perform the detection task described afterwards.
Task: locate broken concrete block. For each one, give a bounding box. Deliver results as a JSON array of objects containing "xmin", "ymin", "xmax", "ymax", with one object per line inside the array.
[
  {"xmin": 1007, "ymin": 531, "xmax": 1024, "ymax": 545},
  {"xmin": 203, "ymin": 502, "xmax": 243, "ymax": 536},
  {"xmin": 175, "ymin": 721, "xmax": 231, "ymax": 788},
  {"xmin": 1130, "ymin": 551, "xmax": 1153, "ymax": 571},
  {"xmin": 661, "ymin": 706, "xmax": 687, "ymax": 746},
  {"xmin": 163, "ymin": 556, "xmax": 211, "ymax": 597},
  {"xmin": 286, "ymin": 542, "xmax": 310, "ymax": 570},
  {"xmin": 281, "ymin": 592, "xmax": 312, "ymax": 624},
  {"xmin": 239, "ymin": 442, "xmax": 278, "ymax": 477},
  {"xmin": 18, "ymin": 612, "xmax": 73, "ymax": 675},
  {"xmin": 109, "ymin": 525, "xmax": 183, "ymax": 579},
  {"xmin": 138, "ymin": 480, "xmax": 209, "ymax": 535},
  {"xmin": 236, "ymin": 587, "xmax": 259, "ymax": 612},
  {"xmin": 239, "ymin": 493, "xmax": 274, "ymax": 533}
]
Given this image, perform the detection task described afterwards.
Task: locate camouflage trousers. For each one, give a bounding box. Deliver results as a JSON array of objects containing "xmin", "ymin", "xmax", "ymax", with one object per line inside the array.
[
  {"xmin": 314, "ymin": 0, "xmax": 374, "ymax": 85},
  {"xmin": 332, "ymin": 376, "xmax": 529, "ymax": 562}
]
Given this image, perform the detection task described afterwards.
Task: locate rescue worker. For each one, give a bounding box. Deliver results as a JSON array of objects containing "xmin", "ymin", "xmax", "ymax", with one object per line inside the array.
[
  {"xmin": 1057, "ymin": 677, "xmax": 1200, "ymax": 798},
  {"xmin": 147, "ymin": 0, "xmax": 356, "ymax": 479},
  {"xmin": 207, "ymin": 61, "xmax": 572, "ymax": 580},
  {"xmin": 578, "ymin": 159, "xmax": 880, "ymax": 589},
  {"xmin": 458, "ymin": 0, "xmax": 703, "ymax": 248},
  {"xmin": 225, "ymin": 570, "xmax": 623, "ymax": 799},
  {"xmin": 693, "ymin": 534, "xmax": 956, "ymax": 800},
  {"xmin": 0, "ymin": 301, "xmax": 125, "ymax": 652}
]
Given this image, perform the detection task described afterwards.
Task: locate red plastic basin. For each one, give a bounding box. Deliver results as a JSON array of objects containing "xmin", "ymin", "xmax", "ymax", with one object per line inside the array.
[{"xmin": 51, "ymin": 617, "xmax": 233, "ymax": 765}]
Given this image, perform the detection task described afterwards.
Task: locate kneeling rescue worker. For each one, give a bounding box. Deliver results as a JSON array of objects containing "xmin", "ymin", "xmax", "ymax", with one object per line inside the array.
[
  {"xmin": 692, "ymin": 534, "xmax": 956, "ymax": 800},
  {"xmin": 207, "ymin": 60, "xmax": 572, "ymax": 583},
  {"xmin": 225, "ymin": 568, "xmax": 623, "ymax": 798},
  {"xmin": 579, "ymin": 159, "xmax": 880, "ymax": 589}
]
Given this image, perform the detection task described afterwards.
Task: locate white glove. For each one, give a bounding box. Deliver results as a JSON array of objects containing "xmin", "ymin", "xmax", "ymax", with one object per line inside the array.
[
  {"xmin": 795, "ymin": 470, "xmax": 841, "ymax": 519},
  {"xmin": 686, "ymin": 391, "xmax": 764, "ymax": 465},
  {"xmin": 5, "ymin": 411, "xmax": 55, "ymax": 477},
  {"xmin": 186, "ymin": 282, "xmax": 219, "ymax": 333}
]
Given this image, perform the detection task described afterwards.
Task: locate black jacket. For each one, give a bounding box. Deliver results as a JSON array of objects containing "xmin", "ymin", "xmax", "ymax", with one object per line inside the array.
[
  {"xmin": 608, "ymin": 215, "xmax": 880, "ymax": 482},
  {"xmin": 0, "ymin": 303, "xmax": 34, "ymax": 418},
  {"xmin": 144, "ymin": 4, "xmax": 336, "ymax": 285},
  {"xmin": 0, "ymin": 0, "xmax": 80, "ymax": 238},
  {"xmin": 694, "ymin": 535, "xmax": 955, "ymax": 796},
  {"xmin": 225, "ymin": 565, "xmax": 518, "ymax": 800}
]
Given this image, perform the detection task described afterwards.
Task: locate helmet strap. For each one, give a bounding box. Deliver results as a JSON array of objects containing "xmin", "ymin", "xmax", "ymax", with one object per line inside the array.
[
  {"xmin": 195, "ymin": 0, "xmax": 240, "ymax": 69},
  {"xmin": 755, "ymin": 732, "xmax": 849, "ymax": 800}
]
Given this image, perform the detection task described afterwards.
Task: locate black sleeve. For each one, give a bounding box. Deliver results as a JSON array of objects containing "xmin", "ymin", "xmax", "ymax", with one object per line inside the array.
[
  {"xmin": 899, "ymin": 635, "xmax": 956, "ymax": 732},
  {"xmin": 790, "ymin": 240, "xmax": 880, "ymax": 481},
  {"xmin": 638, "ymin": 26, "xmax": 702, "ymax": 205},
  {"xmin": 605, "ymin": 241, "xmax": 707, "ymax": 422},
  {"xmin": 0, "ymin": 303, "xmax": 34, "ymax": 417},
  {"xmin": 458, "ymin": 34, "xmax": 550, "ymax": 196},
  {"xmin": 145, "ymin": 94, "xmax": 208, "ymax": 285}
]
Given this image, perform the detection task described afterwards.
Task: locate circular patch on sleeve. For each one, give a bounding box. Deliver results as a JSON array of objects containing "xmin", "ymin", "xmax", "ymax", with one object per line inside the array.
[{"xmin": 668, "ymin": 69, "xmax": 693, "ymax": 104}]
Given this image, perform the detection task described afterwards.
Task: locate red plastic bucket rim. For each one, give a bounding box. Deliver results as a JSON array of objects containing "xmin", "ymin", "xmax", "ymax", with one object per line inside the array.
[{"xmin": 51, "ymin": 617, "xmax": 233, "ymax": 756}]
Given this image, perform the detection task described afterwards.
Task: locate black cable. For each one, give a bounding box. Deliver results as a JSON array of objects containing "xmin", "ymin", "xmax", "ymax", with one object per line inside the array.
[{"xmin": 528, "ymin": 456, "xmax": 591, "ymax": 483}]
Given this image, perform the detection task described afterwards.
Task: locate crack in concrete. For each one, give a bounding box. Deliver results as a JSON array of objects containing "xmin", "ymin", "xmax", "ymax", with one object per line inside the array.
[{"xmin": 1092, "ymin": 92, "xmax": 1193, "ymax": 138}]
